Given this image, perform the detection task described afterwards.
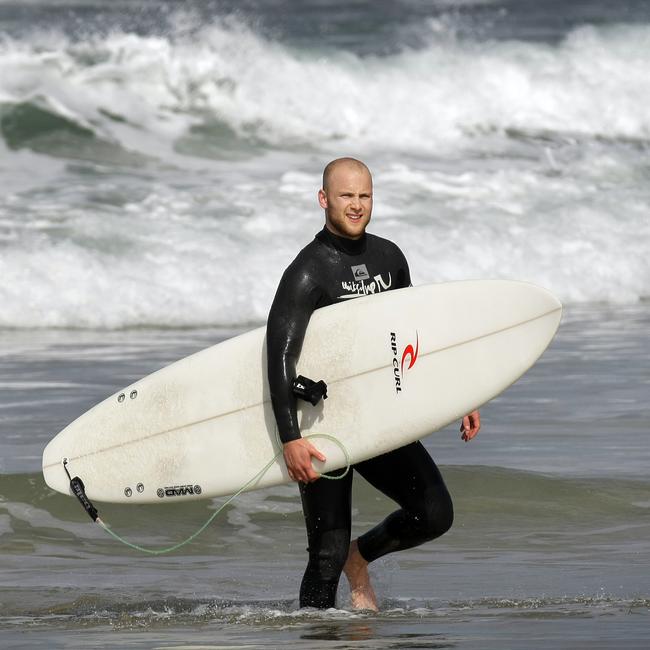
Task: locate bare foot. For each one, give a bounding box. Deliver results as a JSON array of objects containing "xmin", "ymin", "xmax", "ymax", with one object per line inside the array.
[{"xmin": 343, "ymin": 539, "xmax": 378, "ymax": 611}]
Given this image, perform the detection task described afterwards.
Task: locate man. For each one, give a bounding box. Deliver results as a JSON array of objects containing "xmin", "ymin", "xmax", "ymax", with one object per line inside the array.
[{"xmin": 267, "ymin": 158, "xmax": 480, "ymax": 610}]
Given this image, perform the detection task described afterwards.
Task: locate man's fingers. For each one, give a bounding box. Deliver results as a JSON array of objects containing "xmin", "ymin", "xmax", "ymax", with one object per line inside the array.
[
  {"xmin": 460, "ymin": 410, "xmax": 481, "ymax": 442},
  {"xmin": 283, "ymin": 439, "xmax": 327, "ymax": 483},
  {"xmin": 289, "ymin": 461, "xmax": 320, "ymax": 483},
  {"xmin": 460, "ymin": 416, "xmax": 469, "ymax": 441},
  {"xmin": 306, "ymin": 441, "xmax": 326, "ymax": 463},
  {"xmin": 305, "ymin": 469, "xmax": 320, "ymax": 483},
  {"xmin": 300, "ymin": 458, "xmax": 323, "ymax": 483}
]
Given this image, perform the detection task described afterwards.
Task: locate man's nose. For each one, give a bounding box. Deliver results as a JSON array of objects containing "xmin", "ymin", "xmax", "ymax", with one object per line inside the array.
[{"xmin": 350, "ymin": 196, "xmax": 361, "ymax": 210}]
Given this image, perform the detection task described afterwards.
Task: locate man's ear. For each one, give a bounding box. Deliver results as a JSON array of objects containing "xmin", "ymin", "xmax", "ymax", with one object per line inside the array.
[{"xmin": 318, "ymin": 188, "xmax": 328, "ymax": 210}]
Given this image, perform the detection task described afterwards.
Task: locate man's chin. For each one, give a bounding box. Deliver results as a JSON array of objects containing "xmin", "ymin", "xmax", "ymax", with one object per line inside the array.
[
  {"xmin": 326, "ymin": 220, "xmax": 367, "ymax": 239},
  {"xmin": 348, "ymin": 222, "xmax": 369, "ymax": 236}
]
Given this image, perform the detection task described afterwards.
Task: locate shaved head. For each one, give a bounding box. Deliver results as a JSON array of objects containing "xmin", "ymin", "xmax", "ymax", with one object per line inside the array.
[
  {"xmin": 318, "ymin": 157, "xmax": 373, "ymax": 239},
  {"xmin": 322, "ymin": 157, "xmax": 372, "ymax": 192}
]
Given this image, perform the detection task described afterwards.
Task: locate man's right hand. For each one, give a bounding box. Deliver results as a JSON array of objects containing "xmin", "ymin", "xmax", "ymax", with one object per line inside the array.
[{"xmin": 283, "ymin": 438, "xmax": 326, "ymax": 483}]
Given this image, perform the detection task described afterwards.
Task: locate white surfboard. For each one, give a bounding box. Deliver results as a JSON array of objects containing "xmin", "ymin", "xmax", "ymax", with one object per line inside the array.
[{"xmin": 42, "ymin": 280, "xmax": 561, "ymax": 504}]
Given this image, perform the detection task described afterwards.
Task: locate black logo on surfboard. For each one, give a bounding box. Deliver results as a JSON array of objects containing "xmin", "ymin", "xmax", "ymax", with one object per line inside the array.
[{"xmin": 157, "ymin": 484, "xmax": 202, "ymax": 498}]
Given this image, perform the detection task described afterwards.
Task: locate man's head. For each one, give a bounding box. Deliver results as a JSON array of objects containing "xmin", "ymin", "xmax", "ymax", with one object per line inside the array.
[{"xmin": 318, "ymin": 158, "xmax": 372, "ymax": 240}]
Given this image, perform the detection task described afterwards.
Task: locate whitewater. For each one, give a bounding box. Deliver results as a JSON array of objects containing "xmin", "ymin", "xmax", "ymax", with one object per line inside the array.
[{"xmin": 1, "ymin": 11, "xmax": 649, "ymax": 328}]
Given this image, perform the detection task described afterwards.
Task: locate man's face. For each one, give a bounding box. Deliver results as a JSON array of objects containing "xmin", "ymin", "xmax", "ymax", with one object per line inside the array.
[{"xmin": 318, "ymin": 165, "xmax": 373, "ymax": 239}]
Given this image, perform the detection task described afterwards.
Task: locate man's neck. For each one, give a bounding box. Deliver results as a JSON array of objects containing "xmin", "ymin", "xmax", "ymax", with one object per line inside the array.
[{"xmin": 318, "ymin": 225, "xmax": 367, "ymax": 255}]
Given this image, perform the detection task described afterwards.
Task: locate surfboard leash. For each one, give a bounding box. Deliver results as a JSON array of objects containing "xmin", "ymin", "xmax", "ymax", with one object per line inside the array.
[{"xmin": 62, "ymin": 433, "xmax": 350, "ymax": 556}]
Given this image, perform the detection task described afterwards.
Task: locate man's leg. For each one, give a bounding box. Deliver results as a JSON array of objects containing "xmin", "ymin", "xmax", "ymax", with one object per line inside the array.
[
  {"xmin": 345, "ymin": 441, "xmax": 453, "ymax": 606},
  {"xmin": 298, "ymin": 469, "xmax": 353, "ymax": 608}
]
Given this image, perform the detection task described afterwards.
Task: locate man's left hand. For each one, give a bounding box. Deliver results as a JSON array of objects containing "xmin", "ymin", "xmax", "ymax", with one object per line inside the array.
[{"xmin": 460, "ymin": 410, "xmax": 481, "ymax": 442}]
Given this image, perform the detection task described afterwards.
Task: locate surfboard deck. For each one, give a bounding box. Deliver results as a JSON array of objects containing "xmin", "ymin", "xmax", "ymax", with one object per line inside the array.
[{"xmin": 42, "ymin": 280, "xmax": 561, "ymax": 503}]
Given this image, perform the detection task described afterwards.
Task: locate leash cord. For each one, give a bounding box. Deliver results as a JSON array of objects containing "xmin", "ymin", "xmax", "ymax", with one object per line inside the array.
[{"xmin": 94, "ymin": 433, "xmax": 350, "ymax": 555}]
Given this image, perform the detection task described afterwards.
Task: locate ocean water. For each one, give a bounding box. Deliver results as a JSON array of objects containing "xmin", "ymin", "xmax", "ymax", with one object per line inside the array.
[
  {"xmin": 1, "ymin": 0, "xmax": 649, "ymax": 648},
  {"xmin": 1, "ymin": 306, "xmax": 649, "ymax": 648}
]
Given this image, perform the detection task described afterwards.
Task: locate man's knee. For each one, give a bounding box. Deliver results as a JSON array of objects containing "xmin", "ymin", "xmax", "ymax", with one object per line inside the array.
[{"xmin": 418, "ymin": 490, "xmax": 454, "ymax": 540}]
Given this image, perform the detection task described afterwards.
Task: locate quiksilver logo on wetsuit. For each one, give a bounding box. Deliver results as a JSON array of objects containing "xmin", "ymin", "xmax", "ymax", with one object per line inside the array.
[
  {"xmin": 390, "ymin": 331, "xmax": 419, "ymax": 393},
  {"xmin": 338, "ymin": 272, "xmax": 392, "ymax": 299},
  {"xmin": 351, "ymin": 264, "xmax": 369, "ymax": 280}
]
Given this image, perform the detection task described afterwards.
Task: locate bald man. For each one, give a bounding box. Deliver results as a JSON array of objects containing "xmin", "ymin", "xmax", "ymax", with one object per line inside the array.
[{"xmin": 267, "ymin": 158, "xmax": 480, "ymax": 610}]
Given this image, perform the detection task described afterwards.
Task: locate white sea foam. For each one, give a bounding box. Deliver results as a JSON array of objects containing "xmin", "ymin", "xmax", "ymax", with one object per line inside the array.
[
  {"xmin": 2, "ymin": 156, "xmax": 647, "ymax": 329},
  {"xmin": 1, "ymin": 19, "xmax": 649, "ymax": 327},
  {"xmin": 1, "ymin": 19, "xmax": 650, "ymax": 152}
]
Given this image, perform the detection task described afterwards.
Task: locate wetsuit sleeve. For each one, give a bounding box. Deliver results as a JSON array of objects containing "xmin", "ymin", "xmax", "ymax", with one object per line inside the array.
[{"xmin": 266, "ymin": 259, "xmax": 321, "ymax": 443}]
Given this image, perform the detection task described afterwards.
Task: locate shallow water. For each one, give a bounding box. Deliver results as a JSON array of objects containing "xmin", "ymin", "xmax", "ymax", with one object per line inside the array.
[{"xmin": 1, "ymin": 304, "xmax": 649, "ymax": 648}]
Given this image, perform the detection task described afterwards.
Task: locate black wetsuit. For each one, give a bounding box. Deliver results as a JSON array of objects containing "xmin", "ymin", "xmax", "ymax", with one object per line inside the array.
[{"xmin": 267, "ymin": 226, "xmax": 453, "ymax": 609}]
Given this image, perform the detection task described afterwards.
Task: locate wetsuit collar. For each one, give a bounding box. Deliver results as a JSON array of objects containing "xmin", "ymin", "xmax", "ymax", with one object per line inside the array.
[{"xmin": 316, "ymin": 226, "xmax": 367, "ymax": 255}]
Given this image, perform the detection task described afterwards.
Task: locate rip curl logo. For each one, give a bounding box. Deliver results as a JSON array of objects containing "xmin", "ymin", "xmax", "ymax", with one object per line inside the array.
[
  {"xmin": 338, "ymin": 272, "xmax": 392, "ymax": 299},
  {"xmin": 390, "ymin": 331, "xmax": 419, "ymax": 393},
  {"xmin": 401, "ymin": 332, "xmax": 419, "ymax": 374}
]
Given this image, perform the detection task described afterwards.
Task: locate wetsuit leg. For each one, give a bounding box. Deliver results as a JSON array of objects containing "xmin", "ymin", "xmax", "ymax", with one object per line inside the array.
[
  {"xmin": 354, "ymin": 441, "xmax": 453, "ymax": 563},
  {"xmin": 298, "ymin": 469, "xmax": 353, "ymax": 608}
]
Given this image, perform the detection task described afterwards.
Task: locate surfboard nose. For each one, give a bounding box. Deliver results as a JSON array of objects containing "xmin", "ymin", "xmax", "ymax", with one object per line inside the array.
[{"xmin": 42, "ymin": 435, "xmax": 70, "ymax": 495}]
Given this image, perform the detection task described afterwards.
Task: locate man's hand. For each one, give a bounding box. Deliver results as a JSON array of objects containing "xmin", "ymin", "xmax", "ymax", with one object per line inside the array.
[
  {"xmin": 283, "ymin": 438, "xmax": 326, "ymax": 483},
  {"xmin": 460, "ymin": 409, "xmax": 481, "ymax": 442}
]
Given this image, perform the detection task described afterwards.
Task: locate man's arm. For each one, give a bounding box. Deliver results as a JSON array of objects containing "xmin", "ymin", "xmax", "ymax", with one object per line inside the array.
[{"xmin": 267, "ymin": 258, "xmax": 326, "ymax": 482}]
